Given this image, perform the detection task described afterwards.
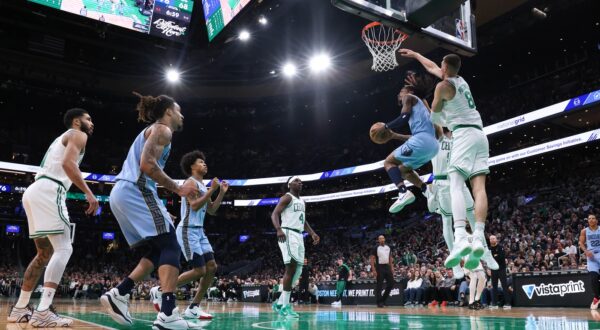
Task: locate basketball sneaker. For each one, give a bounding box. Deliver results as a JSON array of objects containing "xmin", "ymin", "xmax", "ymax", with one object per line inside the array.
[
  {"xmin": 100, "ymin": 288, "xmax": 133, "ymax": 325},
  {"xmin": 464, "ymin": 253, "xmax": 481, "ymax": 270},
  {"xmin": 389, "ymin": 191, "xmax": 416, "ymax": 213},
  {"xmin": 445, "ymin": 236, "xmax": 472, "ymax": 268},
  {"xmin": 503, "ymin": 305, "xmax": 512, "ymax": 310},
  {"xmin": 452, "ymin": 265, "xmax": 464, "ymax": 279},
  {"xmin": 480, "ymin": 249, "xmax": 499, "ymax": 270},
  {"xmin": 153, "ymin": 307, "xmax": 203, "ymax": 330},
  {"xmin": 471, "ymin": 236, "xmax": 485, "ymax": 259},
  {"xmin": 150, "ymin": 286, "xmax": 163, "ymax": 312},
  {"xmin": 183, "ymin": 305, "xmax": 213, "ymax": 320},
  {"xmin": 272, "ymin": 301, "xmax": 282, "ymax": 313},
  {"xmin": 331, "ymin": 300, "xmax": 342, "ymax": 307},
  {"xmin": 7, "ymin": 304, "xmax": 33, "ymax": 323},
  {"xmin": 279, "ymin": 305, "xmax": 299, "ymax": 318},
  {"xmin": 591, "ymin": 297, "xmax": 600, "ymax": 310},
  {"xmin": 29, "ymin": 306, "xmax": 73, "ymax": 328}
]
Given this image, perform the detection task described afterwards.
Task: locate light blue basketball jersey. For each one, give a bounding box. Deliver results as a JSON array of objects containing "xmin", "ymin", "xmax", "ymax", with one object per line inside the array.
[
  {"xmin": 115, "ymin": 125, "xmax": 171, "ymax": 191},
  {"xmin": 409, "ymin": 97, "xmax": 435, "ymax": 137},
  {"xmin": 586, "ymin": 227, "xmax": 600, "ymax": 272},
  {"xmin": 179, "ymin": 178, "xmax": 208, "ymax": 228}
]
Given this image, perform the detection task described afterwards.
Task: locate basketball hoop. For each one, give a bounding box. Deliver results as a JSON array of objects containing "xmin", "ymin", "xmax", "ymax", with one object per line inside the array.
[{"xmin": 362, "ymin": 22, "xmax": 408, "ymax": 72}]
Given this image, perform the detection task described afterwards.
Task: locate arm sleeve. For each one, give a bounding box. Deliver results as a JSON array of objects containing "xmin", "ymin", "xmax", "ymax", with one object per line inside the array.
[{"xmin": 385, "ymin": 113, "xmax": 410, "ymax": 131}]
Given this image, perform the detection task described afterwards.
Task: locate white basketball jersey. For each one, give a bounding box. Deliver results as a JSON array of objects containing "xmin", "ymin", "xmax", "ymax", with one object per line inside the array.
[
  {"xmin": 431, "ymin": 135, "xmax": 452, "ymax": 177},
  {"xmin": 280, "ymin": 193, "xmax": 305, "ymax": 232},
  {"xmin": 443, "ymin": 76, "xmax": 483, "ymax": 130},
  {"xmin": 36, "ymin": 129, "xmax": 85, "ymax": 190}
]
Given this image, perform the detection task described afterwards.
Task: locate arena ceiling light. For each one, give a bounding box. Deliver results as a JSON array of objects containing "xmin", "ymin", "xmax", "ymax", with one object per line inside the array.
[
  {"xmin": 282, "ymin": 62, "xmax": 297, "ymax": 77},
  {"xmin": 239, "ymin": 30, "xmax": 251, "ymax": 41},
  {"xmin": 258, "ymin": 16, "xmax": 268, "ymax": 25},
  {"xmin": 165, "ymin": 69, "xmax": 180, "ymax": 83},
  {"xmin": 309, "ymin": 53, "xmax": 331, "ymax": 73}
]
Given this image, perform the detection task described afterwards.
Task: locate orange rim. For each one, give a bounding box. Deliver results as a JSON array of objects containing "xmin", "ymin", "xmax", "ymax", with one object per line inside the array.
[{"xmin": 362, "ymin": 22, "xmax": 408, "ymax": 46}]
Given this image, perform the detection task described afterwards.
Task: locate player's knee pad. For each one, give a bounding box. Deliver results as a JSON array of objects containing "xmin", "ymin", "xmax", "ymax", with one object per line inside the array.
[
  {"xmin": 189, "ymin": 253, "xmax": 206, "ymax": 269},
  {"xmin": 157, "ymin": 231, "xmax": 181, "ymax": 269},
  {"xmin": 44, "ymin": 244, "xmax": 73, "ymax": 284},
  {"xmin": 143, "ymin": 244, "xmax": 161, "ymax": 267}
]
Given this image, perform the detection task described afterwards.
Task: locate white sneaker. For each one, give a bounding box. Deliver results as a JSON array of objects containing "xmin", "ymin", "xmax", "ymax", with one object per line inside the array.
[
  {"xmin": 183, "ymin": 305, "xmax": 213, "ymax": 320},
  {"xmin": 452, "ymin": 265, "xmax": 464, "ymax": 279},
  {"xmin": 389, "ymin": 190, "xmax": 416, "ymax": 213},
  {"xmin": 464, "ymin": 253, "xmax": 480, "ymax": 270},
  {"xmin": 331, "ymin": 300, "xmax": 342, "ymax": 307},
  {"xmin": 503, "ymin": 305, "xmax": 512, "ymax": 310},
  {"xmin": 471, "ymin": 236, "xmax": 485, "ymax": 259},
  {"xmin": 7, "ymin": 304, "xmax": 33, "ymax": 323},
  {"xmin": 150, "ymin": 286, "xmax": 163, "ymax": 312},
  {"xmin": 445, "ymin": 236, "xmax": 472, "ymax": 268},
  {"xmin": 29, "ymin": 306, "xmax": 73, "ymax": 328},
  {"xmin": 488, "ymin": 305, "xmax": 499, "ymax": 310},
  {"xmin": 100, "ymin": 288, "xmax": 133, "ymax": 325},
  {"xmin": 153, "ymin": 307, "xmax": 203, "ymax": 330},
  {"xmin": 481, "ymin": 249, "xmax": 499, "ymax": 270}
]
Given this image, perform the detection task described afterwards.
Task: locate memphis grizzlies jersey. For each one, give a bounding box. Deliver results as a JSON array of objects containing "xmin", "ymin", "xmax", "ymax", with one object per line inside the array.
[
  {"xmin": 36, "ymin": 129, "xmax": 85, "ymax": 190},
  {"xmin": 281, "ymin": 193, "xmax": 305, "ymax": 232},
  {"xmin": 431, "ymin": 135, "xmax": 452, "ymax": 177},
  {"xmin": 179, "ymin": 177, "xmax": 208, "ymax": 227},
  {"xmin": 443, "ymin": 76, "xmax": 484, "ymax": 131},
  {"xmin": 409, "ymin": 97, "xmax": 435, "ymax": 137},
  {"xmin": 586, "ymin": 227, "xmax": 600, "ymax": 254},
  {"xmin": 115, "ymin": 126, "xmax": 171, "ymax": 191}
]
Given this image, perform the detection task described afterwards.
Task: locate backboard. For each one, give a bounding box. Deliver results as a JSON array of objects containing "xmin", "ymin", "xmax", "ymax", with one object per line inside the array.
[{"xmin": 332, "ymin": 0, "xmax": 476, "ymax": 56}]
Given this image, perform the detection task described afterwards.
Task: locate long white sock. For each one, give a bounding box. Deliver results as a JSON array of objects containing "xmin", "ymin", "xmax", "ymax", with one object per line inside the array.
[
  {"xmin": 280, "ymin": 291, "xmax": 291, "ymax": 306},
  {"xmin": 38, "ymin": 287, "xmax": 56, "ymax": 311},
  {"xmin": 474, "ymin": 222, "xmax": 486, "ymax": 242},
  {"xmin": 442, "ymin": 215, "xmax": 454, "ymax": 251},
  {"xmin": 15, "ymin": 290, "xmax": 32, "ymax": 308}
]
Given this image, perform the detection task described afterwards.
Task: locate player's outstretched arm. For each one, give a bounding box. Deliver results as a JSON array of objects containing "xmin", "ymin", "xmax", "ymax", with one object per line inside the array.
[
  {"xmin": 208, "ymin": 180, "xmax": 229, "ymax": 215},
  {"xmin": 188, "ymin": 177, "xmax": 219, "ymax": 211},
  {"xmin": 271, "ymin": 194, "xmax": 292, "ymax": 243},
  {"xmin": 141, "ymin": 125, "xmax": 195, "ymax": 197},
  {"xmin": 384, "ymin": 94, "xmax": 417, "ymax": 131},
  {"xmin": 398, "ymin": 49, "xmax": 443, "ymax": 79},
  {"xmin": 304, "ymin": 220, "xmax": 319, "ymax": 245},
  {"xmin": 62, "ymin": 130, "xmax": 98, "ymax": 215}
]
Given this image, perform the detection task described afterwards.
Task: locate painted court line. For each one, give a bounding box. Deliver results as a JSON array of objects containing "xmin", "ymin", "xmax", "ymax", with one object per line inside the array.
[
  {"xmin": 68, "ymin": 314, "xmax": 118, "ymax": 330},
  {"xmin": 92, "ymin": 311, "xmax": 154, "ymax": 324}
]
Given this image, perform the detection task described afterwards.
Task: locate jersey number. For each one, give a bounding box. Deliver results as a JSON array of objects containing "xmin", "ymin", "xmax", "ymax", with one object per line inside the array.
[
  {"xmin": 299, "ymin": 214, "xmax": 305, "ymax": 224},
  {"xmin": 464, "ymin": 91, "xmax": 476, "ymax": 109}
]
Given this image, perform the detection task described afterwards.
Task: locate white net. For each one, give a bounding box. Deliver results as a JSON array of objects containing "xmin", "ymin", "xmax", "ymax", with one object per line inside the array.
[{"xmin": 362, "ymin": 22, "xmax": 407, "ymax": 72}]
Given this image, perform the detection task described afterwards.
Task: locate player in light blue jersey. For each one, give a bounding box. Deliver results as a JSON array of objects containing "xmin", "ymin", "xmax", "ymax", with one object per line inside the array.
[
  {"xmin": 580, "ymin": 214, "xmax": 600, "ymax": 309},
  {"xmin": 372, "ymin": 75, "xmax": 439, "ymax": 214},
  {"xmin": 101, "ymin": 92, "xmax": 201, "ymax": 330},
  {"xmin": 151, "ymin": 150, "xmax": 229, "ymax": 320}
]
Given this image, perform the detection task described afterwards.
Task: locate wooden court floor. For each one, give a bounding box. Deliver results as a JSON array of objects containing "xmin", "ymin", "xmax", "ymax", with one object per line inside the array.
[{"xmin": 2, "ymin": 298, "xmax": 600, "ymax": 329}]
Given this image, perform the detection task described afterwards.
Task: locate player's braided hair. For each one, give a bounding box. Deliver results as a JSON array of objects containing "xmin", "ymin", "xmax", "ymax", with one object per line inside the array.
[
  {"xmin": 132, "ymin": 92, "xmax": 176, "ymax": 123},
  {"xmin": 404, "ymin": 73, "xmax": 436, "ymax": 100}
]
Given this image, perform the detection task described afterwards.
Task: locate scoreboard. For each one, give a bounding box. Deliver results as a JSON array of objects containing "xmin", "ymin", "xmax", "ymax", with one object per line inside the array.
[
  {"xmin": 202, "ymin": 0, "xmax": 252, "ymax": 41},
  {"xmin": 29, "ymin": 0, "xmax": 195, "ymax": 42}
]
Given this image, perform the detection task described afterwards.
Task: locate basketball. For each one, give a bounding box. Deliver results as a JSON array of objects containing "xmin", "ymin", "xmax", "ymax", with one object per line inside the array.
[{"xmin": 369, "ymin": 122, "xmax": 392, "ymax": 144}]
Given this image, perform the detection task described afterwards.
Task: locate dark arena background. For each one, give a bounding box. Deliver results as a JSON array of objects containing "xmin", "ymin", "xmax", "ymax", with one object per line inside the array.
[{"xmin": 1, "ymin": 0, "xmax": 600, "ymax": 329}]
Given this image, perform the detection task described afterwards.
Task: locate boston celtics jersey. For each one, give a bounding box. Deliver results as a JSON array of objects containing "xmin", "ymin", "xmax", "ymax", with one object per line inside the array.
[
  {"xmin": 431, "ymin": 135, "xmax": 452, "ymax": 177},
  {"xmin": 443, "ymin": 76, "xmax": 483, "ymax": 131},
  {"xmin": 36, "ymin": 129, "xmax": 84, "ymax": 190},
  {"xmin": 281, "ymin": 192, "xmax": 305, "ymax": 232}
]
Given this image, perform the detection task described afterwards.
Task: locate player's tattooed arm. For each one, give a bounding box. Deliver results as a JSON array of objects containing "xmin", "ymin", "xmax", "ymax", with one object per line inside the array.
[
  {"xmin": 141, "ymin": 125, "xmax": 196, "ymax": 197},
  {"xmin": 304, "ymin": 220, "xmax": 320, "ymax": 245},
  {"xmin": 272, "ymin": 194, "xmax": 292, "ymax": 243}
]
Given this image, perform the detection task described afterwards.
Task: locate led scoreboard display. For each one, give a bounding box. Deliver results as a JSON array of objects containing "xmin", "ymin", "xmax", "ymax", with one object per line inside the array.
[
  {"xmin": 29, "ymin": 0, "xmax": 195, "ymax": 42},
  {"xmin": 202, "ymin": 0, "xmax": 252, "ymax": 41}
]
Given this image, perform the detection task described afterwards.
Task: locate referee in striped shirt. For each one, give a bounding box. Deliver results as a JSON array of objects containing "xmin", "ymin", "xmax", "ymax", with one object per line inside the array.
[{"xmin": 370, "ymin": 235, "xmax": 394, "ymax": 308}]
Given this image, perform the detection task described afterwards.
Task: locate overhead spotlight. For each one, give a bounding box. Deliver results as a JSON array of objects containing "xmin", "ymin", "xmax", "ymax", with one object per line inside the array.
[
  {"xmin": 282, "ymin": 62, "xmax": 297, "ymax": 77},
  {"xmin": 269, "ymin": 70, "xmax": 276, "ymax": 75},
  {"xmin": 239, "ymin": 30, "xmax": 250, "ymax": 41},
  {"xmin": 166, "ymin": 69, "xmax": 180, "ymax": 83},
  {"xmin": 309, "ymin": 53, "xmax": 331, "ymax": 73},
  {"xmin": 258, "ymin": 16, "xmax": 268, "ymax": 25}
]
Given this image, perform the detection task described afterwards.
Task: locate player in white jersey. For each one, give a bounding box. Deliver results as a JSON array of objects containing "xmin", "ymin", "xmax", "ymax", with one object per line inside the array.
[
  {"xmin": 8, "ymin": 109, "xmax": 99, "ymax": 327},
  {"xmin": 271, "ymin": 177, "xmax": 320, "ymax": 318},
  {"xmin": 151, "ymin": 151, "xmax": 229, "ymax": 320},
  {"xmin": 427, "ymin": 125, "xmax": 498, "ymax": 274},
  {"xmin": 400, "ymin": 49, "xmax": 490, "ymax": 269}
]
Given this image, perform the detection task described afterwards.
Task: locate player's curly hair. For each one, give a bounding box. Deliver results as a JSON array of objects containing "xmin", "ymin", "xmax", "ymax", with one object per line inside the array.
[
  {"xmin": 180, "ymin": 150, "xmax": 206, "ymax": 177},
  {"xmin": 132, "ymin": 92, "xmax": 176, "ymax": 123},
  {"xmin": 404, "ymin": 73, "xmax": 436, "ymax": 100}
]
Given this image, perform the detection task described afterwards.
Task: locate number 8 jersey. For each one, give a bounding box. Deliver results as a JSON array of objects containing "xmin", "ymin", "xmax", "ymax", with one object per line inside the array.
[
  {"xmin": 444, "ymin": 76, "xmax": 483, "ymax": 131},
  {"xmin": 281, "ymin": 193, "xmax": 305, "ymax": 232}
]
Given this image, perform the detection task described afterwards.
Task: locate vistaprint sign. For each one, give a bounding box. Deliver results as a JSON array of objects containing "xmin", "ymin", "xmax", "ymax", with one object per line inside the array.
[{"xmin": 522, "ymin": 280, "xmax": 585, "ymax": 300}]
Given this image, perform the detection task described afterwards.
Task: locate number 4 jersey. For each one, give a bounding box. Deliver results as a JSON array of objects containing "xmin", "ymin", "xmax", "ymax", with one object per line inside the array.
[
  {"xmin": 281, "ymin": 192, "xmax": 305, "ymax": 232},
  {"xmin": 443, "ymin": 76, "xmax": 483, "ymax": 131}
]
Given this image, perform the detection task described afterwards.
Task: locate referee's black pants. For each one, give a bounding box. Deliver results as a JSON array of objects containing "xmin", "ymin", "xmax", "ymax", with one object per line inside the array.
[
  {"xmin": 491, "ymin": 268, "xmax": 512, "ymax": 306},
  {"xmin": 375, "ymin": 264, "xmax": 394, "ymax": 304}
]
